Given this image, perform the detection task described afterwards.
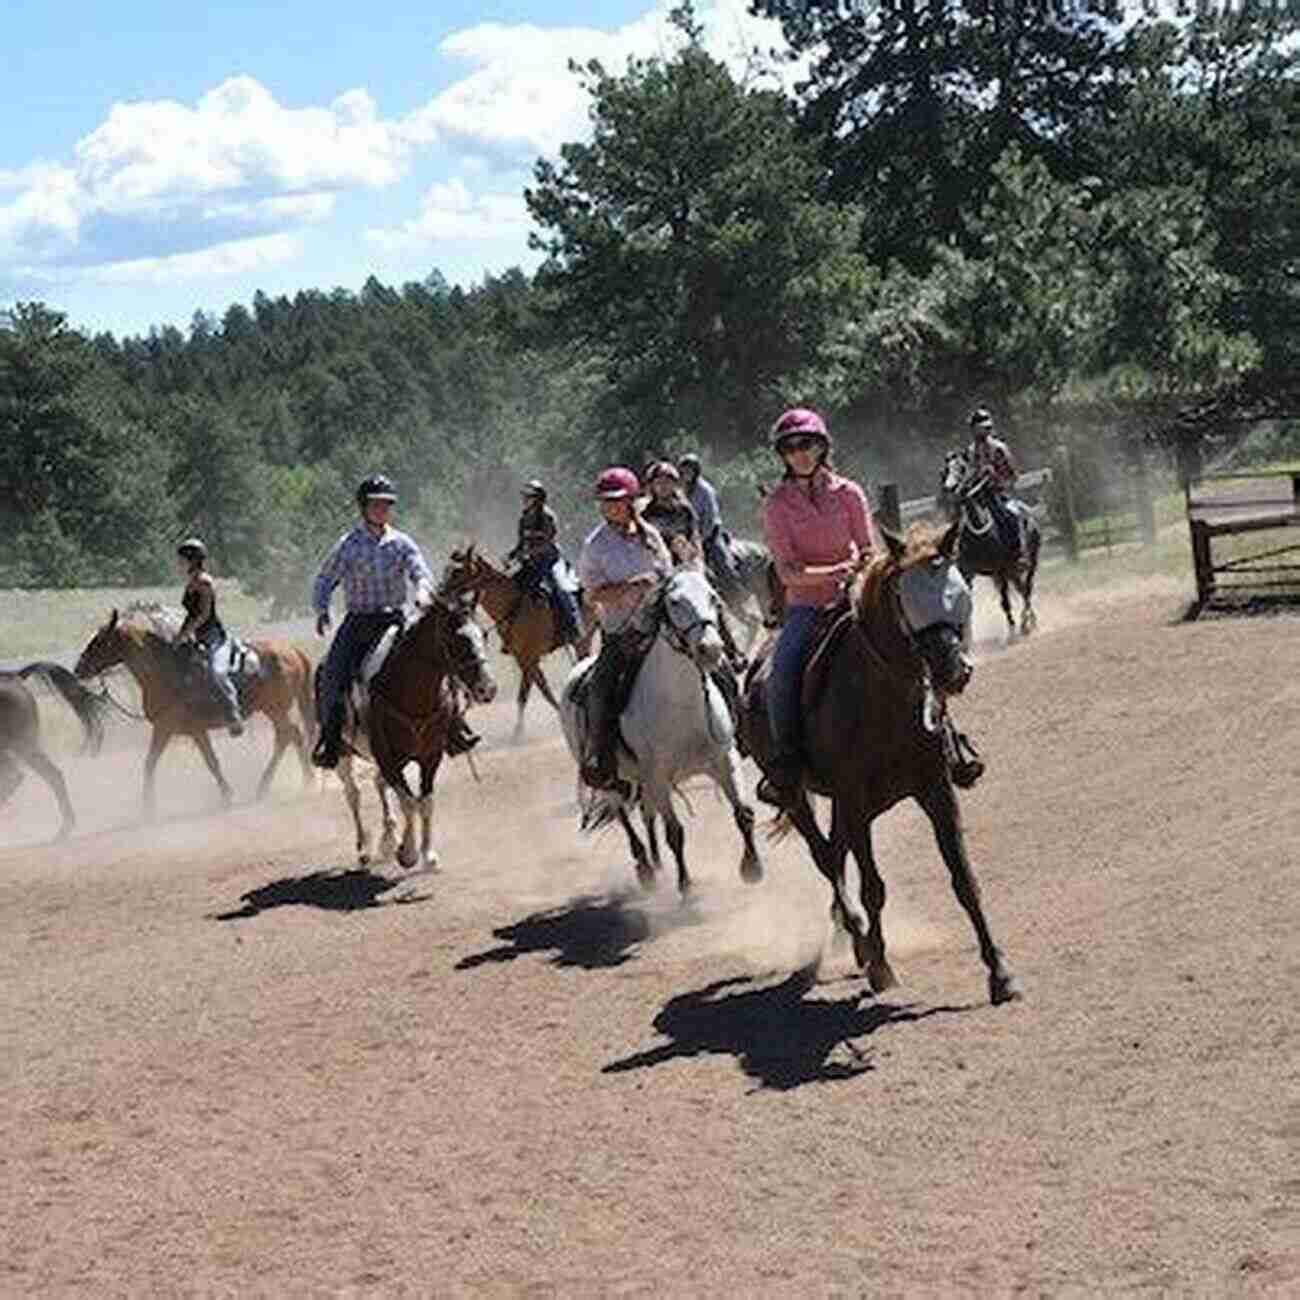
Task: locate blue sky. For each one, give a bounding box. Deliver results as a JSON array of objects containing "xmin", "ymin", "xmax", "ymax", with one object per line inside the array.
[{"xmin": 1, "ymin": 0, "xmax": 791, "ymax": 339}]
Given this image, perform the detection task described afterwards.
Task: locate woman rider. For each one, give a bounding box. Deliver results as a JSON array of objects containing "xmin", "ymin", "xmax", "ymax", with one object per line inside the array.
[
  {"xmin": 174, "ymin": 537, "xmax": 244, "ymax": 736},
  {"xmin": 758, "ymin": 409, "xmax": 877, "ymax": 807},
  {"xmin": 575, "ymin": 466, "xmax": 673, "ymax": 792},
  {"xmin": 640, "ymin": 461, "xmax": 700, "ymax": 564}
]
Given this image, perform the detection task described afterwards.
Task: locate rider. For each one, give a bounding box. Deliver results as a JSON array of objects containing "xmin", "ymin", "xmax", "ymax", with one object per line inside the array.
[
  {"xmin": 575, "ymin": 467, "xmax": 673, "ymax": 793},
  {"xmin": 310, "ymin": 474, "xmax": 479, "ymax": 770},
  {"xmin": 504, "ymin": 479, "xmax": 581, "ymax": 645},
  {"xmin": 758, "ymin": 409, "xmax": 877, "ymax": 809},
  {"xmin": 967, "ymin": 408, "xmax": 1028, "ymax": 556},
  {"xmin": 679, "ymin": 452, "xmax": 742, "ymax": 598},
  {"xmin": 640, "ymin": 461, "xmax": 699, "ymax": 563},
  {"xmin": 174, "ymin": 537, "xmax": 244, "ymax": 736}
]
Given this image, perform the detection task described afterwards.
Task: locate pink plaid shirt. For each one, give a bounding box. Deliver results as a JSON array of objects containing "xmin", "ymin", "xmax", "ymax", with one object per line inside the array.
[
  {"xmin": 763, "ymin": 470, "xmax": 877, "ymax": 608},
  {"xmin": 968, "ymin": 435, "xmax": 1018, "ymax": 490}
]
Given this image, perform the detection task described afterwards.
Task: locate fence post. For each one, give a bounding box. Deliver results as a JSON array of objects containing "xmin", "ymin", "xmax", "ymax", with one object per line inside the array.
[
  {"xmin": 1189, "ymin": 518, "xmax": 1212, "ymax": 613},
  {"xmin": 1134, "ymin": 444, "xmax": 1157, "ymax": 547},
  {"xmin": 878, "ymin": 483, "xmax": 901, "ymax": 537},
  {"xmin": 1053, "ymin": 445, "xmax": 1079, "ymax": 563}
]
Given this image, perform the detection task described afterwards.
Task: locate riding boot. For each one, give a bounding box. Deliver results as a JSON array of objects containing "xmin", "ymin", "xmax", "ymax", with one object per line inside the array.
[
  {"xmin": 579, "ymin": 638, "xmax": 633, "ymax": 797},
  {"xmin": 311, "ymin": 704, "xmax": 345, "ymax": 770},
  {"xmin": 947, "ymin": 723, "xmax": 985, "ymax": 789},
  {"xmin": 756, "ymin": 750, "xmax": 803, "ymax": 809},
  {"xmin": 446, "ymin": 711, "xmax": 481, "ymax": 757}
]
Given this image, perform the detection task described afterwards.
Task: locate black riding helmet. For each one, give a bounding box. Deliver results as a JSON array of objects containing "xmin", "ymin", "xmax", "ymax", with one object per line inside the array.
[
  {"xmin": 356, "ymin": 474, "xmax": 398, "ymax": 509},
  {"xmin": 176, "ymin": 537, "xmax": 208, "ymax": 562}
]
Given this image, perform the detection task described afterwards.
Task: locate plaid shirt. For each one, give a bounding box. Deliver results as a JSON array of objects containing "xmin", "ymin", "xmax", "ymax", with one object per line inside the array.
[
  {"xmin": 312, "ymin": 524, "xmax": 432, "ymax": 616},
  {"xmin": 968, "ymin": 435, "xmax": 1018, "ymax": 491}
]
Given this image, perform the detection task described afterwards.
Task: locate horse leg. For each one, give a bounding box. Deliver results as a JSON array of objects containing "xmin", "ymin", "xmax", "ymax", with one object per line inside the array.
[
  {"xmin": 141, "ymin": 727, "xmax": 171, "ymax": 820},
  {"xmin": 415, "ymin": 759, "xmax": 442, "ymax": 870},
  {"xmin": 639, "ymin": 790, "xmax": 662, "ymax": 874},
  {"xmin": 256, "ymin": 717, "xmax": 292, "ymax": 799},
  {"xmin": 1018, "ymin": 534, "xmax": 1040, "ymax": 635},
  {"xmin": 16, "ymin": 742, "xmax": 75, "ymax": 841},
  {"xmin": 616, "ymin": 805, "xmax": 656, "ymax": 891},
  {"xmin": 823, "ymin": 800, "xmax": 870, "ymax": 959},
  {"xmin": 658, "ymin": 797, "xmax": 690, "ymax": 896},
  {"xmin": 531, "ymin": 662, "xmax": 560, "ymax": 713},
  {"xmin": 375, "ymin": 771, "xmax": 399, "ymax": 861},
  {"xmin": 191, "ymin": 729, "xmax": 234, "ymax": 809},
  {"xmin": 997, "ymin": 573, "xmax": 1016, "ymax": 641},
  {"xmin": 338, "ymin": 755, "xmax": 372, "ymax": 864},
  {"xmin": 512, "ymin": 658, "xmax": 532, "ymax": 744},
  {"xmin": 843, "ymin": 813, "xmax": 896, "ymax": 993},
  {"xmin": 915, "ymin": 784, "xmax": 1021, "ymax": 1006},
  {"xmin": 711, "ymin": 748, "xmax": 761, "ymax": 884}
]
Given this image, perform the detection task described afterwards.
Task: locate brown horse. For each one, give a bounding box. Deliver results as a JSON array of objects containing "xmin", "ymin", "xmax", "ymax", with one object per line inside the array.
[
  {"xmin": 741, "ymin": 522, "xmax": 1020, "ymax": 1006},
  {"xmin": 0, "ymin": 663, "xmax": 110, "ymax": 840},
  {"xmin": 440, "ymin": 545, "xmax": 597, "ymax": 741},
  {"xmin": 333, "ymin": 593, "xmax": 497, "ymax": 869},
  {"xmin": 73, "ymin": 606, "xmax": 315, "ymax": 817}
]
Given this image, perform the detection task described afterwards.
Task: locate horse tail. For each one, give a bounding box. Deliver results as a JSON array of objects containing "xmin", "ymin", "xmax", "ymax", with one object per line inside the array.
[{"xmin": 17, "ymin": 661, "xmax": 108, "ymax": 756}]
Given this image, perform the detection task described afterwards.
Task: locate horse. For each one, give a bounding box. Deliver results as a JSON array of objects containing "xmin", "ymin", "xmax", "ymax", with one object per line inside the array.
[
  {"xmin": 559, "ymin": 566, "xmax": 761, "ymax": 895},
  {"xmin": 741, "ymin": 521, "xmax": 1020, "ymax": 1006},
  {"xmin": 439, "ymin": 545, "xmax": 597, "ymax": 742},
  {"xmin": 73, "ymin": 604, "xmax": 315, "ymax": 817},
  {"xmin": 331, "ymin": 591, "xmax": 497, "ymax": 870},
  {"xmin": 938, "ymin": 449, "xmax": 1040, "ymax": 639},
  {"xmin": 708, "ymin": 536, "xmax": 777, "ymax": 648},
  {"xmin": 0, "ymin": 663, "xmax": 110, "ymax": 840}
]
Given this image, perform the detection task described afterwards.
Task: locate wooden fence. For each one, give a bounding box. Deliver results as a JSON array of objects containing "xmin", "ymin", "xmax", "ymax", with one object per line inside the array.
[{"xmin": 1184, "ymin": 469, "xmax": 1300, "ymax": 615}]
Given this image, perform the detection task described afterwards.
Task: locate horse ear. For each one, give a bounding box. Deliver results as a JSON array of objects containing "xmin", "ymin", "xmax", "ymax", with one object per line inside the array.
[
  {"xmin": 108, "ymin": 608, "xmax": 119, "ymax": 630},
  {"xmin": 880, "ymin": 528, "xmax": 906, "ymax": 562},
  {"xmin": 939, "ymin": 519, "xmax": 961, "ymax": 558}
]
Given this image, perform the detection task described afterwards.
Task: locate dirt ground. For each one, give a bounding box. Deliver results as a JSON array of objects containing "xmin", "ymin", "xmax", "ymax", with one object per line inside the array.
[{"xmin": 1, "ymin": 577, "xmax": 1297, "ymax": 1297}]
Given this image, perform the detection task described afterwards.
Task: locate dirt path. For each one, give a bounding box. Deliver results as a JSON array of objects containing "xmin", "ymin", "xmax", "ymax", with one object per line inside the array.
[{"xmin": 1, "ymin": 579, "xmax": 1297, "ymax": 1296}]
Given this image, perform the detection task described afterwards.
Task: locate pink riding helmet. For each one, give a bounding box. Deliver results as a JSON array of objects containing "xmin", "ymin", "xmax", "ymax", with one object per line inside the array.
[
  {"xmin": 594, "ymin": 466, "xmax": 641, "ymax": 500},
  {"xmin": 770, "ymin": 407, "xmax": 830, "ymax": 447}
]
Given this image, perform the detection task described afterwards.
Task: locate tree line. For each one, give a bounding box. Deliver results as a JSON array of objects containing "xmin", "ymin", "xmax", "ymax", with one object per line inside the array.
[{"xmin": 1, "ymin": 2, "xmax": 1295, "ymax": 609}]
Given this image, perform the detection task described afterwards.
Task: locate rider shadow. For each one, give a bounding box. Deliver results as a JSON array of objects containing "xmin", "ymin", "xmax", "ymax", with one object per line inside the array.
[
  {"xmin": 456, "ymin": 890, "xmax": 701, "ymax": 972},
  {"xmin": 603, "ymin": 967, "xmax": 972, "ymax": 1092},
  {"xmin": 212, "ymin": 867, "xmax": 431, "ymax": 920}
]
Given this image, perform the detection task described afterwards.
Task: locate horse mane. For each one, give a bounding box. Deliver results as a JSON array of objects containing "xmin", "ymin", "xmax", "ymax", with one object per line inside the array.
[{"xmin": 120, "ymin": 601, "xmax": 184, "ymax": 643}]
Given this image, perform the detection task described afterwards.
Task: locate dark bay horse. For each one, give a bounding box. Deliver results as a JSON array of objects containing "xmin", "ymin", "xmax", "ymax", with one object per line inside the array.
[
  {"xmin": 73, "ymin": 606, "xmax": 315, "ymax": 817},
  {"xmin": 440, "ymin": 545, "xmax": 596, "ymax": 741},
  {"xmin": 938, "ymin": 449, "xmax": 1040, "ymax": 639},
  {"xmin": 333, "ymin": 593, "xmax": 497, "ymax": 869},
  {"xmin": 1, "ymin": 663, "xmax": 109, "ymax": 840},
  {"xmin": 741, "ymin": 522, "xmax": 1020, "ymax": 1006}
]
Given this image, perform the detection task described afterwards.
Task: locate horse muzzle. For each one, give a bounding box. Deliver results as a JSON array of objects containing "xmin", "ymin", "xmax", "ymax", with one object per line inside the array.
[
  {"xmin": 917, "ymin": 626, "xmax": 973, "ymax": 696},
  {"xmin": 692, "ymin": 634, "xmax": 724, "ymax": 674},
  {"xmin": 469, "ymin": 674, "xmax": 498, "ymax": 705}
]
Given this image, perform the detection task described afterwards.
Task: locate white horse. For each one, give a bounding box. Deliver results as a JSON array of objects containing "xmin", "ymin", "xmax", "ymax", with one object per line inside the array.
[{"xmin": 560, "ymin": 567, "xmax": 761, "ymax": 895}]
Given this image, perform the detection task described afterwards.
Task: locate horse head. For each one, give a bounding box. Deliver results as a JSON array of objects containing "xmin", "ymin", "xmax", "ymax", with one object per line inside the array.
[
  {"xmin": 74, "ymin": 608, "xmax": 127, "ymax": 679},
  {"xmin": 654, "ymin": 567, "xmax": 726, "ymax": 673},
  {"xmin": 426, "ymin": 595, "xmax": 498, "ymax": 705},
  {"xmin": 862, "ymin": 523, "xmax": 973, "ymax": 696}
]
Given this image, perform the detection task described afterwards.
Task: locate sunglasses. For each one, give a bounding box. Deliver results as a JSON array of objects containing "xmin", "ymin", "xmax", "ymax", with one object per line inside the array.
[{"xmin": 779, "ymin": 436, "xmax": 820, "ymax": 453}]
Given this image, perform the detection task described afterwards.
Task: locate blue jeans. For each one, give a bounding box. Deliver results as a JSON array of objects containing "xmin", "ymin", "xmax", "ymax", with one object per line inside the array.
[
  {"xmin": 518, "ymin": 550, "xmax": 581, "ymax": 643},
  {"xmin": 317, "ymin": 611, "xmax": 402, "ymax": 728},
  {"xmin": 766, "ymin": 604, "xmax": 819, "ymax": 758}
]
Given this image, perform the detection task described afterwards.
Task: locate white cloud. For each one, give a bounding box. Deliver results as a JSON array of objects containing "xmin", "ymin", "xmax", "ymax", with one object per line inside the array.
[
  {"xmin": 402, "ymin": 0, "xmax": 793, "ymax": 164},
  {"xmin": 366, "ymin": 178, "xmax": 533, "ymax": 250},
  {"xmin": 0, "ymin": 163, "xmax": 82, "ymax": 261},
  {"xmin": 47, "ymin": 233, "xmax": 304, "ymax": 287}
]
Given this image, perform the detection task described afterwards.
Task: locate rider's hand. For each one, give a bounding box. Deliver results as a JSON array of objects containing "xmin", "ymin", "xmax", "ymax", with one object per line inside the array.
[{"xmin": 315, "ymin": 612, "xmax": 331, "ymax": 637}]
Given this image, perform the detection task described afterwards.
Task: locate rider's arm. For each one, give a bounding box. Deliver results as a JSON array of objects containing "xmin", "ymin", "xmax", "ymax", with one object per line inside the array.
[
  {"xmin": 311, "ymin": 533, "xmax": 350, "ymax": 616},
  {"xmin": 693, "ymin": 482, "xmax": 719, "ymax": 538},
  {"xmin": 846, "ymin": 481, "xmax": 879, "ymax": 554},
  {"xmin": 764, "ymin": 497, "xmax": 854, "ymax": 588},
  {"xmin": 175, "ymin": 577, "xmax": 212, "ymax": 642},
  {"xmin": 403, "ymin": 537, "xmax": 435, "ymax": 606}
]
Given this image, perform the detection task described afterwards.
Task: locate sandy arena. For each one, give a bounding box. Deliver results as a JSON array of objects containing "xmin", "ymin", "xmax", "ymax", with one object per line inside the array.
[{"xmin": 1, "ymin": 579, "xmax": 1297, "ymax": 1296}]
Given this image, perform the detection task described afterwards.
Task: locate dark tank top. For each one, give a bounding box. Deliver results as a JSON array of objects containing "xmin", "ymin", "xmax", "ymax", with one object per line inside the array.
[{"xmin": 183, "ymin": 584, "xmax": 225, "ymax": 644}]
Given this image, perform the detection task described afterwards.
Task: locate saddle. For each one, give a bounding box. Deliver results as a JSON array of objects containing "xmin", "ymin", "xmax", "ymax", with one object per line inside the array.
[
  {"xmin": 344, "ymin": 621, "xmax": 404, "ymax": 735},
  {"xmin": 176, "ymin": 635, "xmax": 263, "ymax": 716}
]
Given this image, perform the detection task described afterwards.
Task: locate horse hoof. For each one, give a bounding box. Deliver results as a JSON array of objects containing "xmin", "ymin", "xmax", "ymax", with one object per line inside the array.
[
  {"xmin": 358, "ymin": 850, "xmax": 370, "ymax": 866},
  {"xmin": 739, "ymin": 855, "xmax": 763, "ymax": 884},
  {"xmin": 397, "ymin": 848, "xmax": 418, "ymax": 870},
  {"xmin": 867, "ymin": 959, "xmax": 898, "ymax": 993},
  {"xmin": 421, "ymin": 852, "xmax": 440, "ymax": 872},
  {"xmin": 990, "ymin": 971, "xmax": 1023, "ymax": 1005}
]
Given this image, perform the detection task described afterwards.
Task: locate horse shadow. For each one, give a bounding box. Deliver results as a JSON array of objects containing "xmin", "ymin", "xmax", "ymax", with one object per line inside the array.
[
  {"xmin": 212, "ymin": 867, "xmax": 431, "ymax": 920},
  {"xmin": 603, "ymin": 968, "xmax": 972, "ymax": 1091},
  {"xmin": 456, "ymin": 891, "xmax": 703, "ymax": 972}
]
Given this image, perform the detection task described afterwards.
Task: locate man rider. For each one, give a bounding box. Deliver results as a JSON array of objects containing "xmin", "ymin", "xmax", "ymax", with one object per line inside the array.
[
  {"xmin": 504, "ymin": 480, "xmax": 581, "ymax": 645},
  {"xmin": 311, "ymin": 474, "xmax": 479, "ymax": 769},
  {"xmin": 967, "ymin": 408, "xmax": 1029, "ymax": 558},
  {"xmin": 678, "ymin": 452, "xmax": 742, "ymax": 597}
]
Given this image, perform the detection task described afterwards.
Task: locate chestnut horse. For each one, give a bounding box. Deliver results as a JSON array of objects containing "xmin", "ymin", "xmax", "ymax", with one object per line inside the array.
[
  {"xmin": 333, "ymin": 593, "xmax": 497, "ymax": 870},
  {"xmin": 440, "ymin": 545, "xmax": 596, "ymax": 741},
  {"xmin": 0, "ymin": 662, "xmax": 110, "ymax": 840},
  {"xmin": 742, "ymin": 522, "xmax": 1020, "ymax": 1006},
  {"xmin": 73, "ymin": 606, "xmax": 315, "ymax": 816}
]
